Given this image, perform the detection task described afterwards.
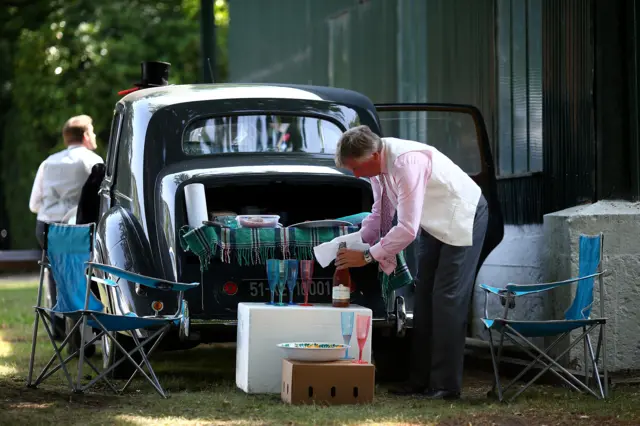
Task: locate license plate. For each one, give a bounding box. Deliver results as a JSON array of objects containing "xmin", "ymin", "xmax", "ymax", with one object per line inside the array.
[{"xmin": 241, "ymin": 279, "xmax": 333, "ymax": 299}]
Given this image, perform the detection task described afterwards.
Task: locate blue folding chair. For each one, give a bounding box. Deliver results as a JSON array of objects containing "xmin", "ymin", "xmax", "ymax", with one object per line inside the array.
[
  {"xmin": 480, "ymin": 233, "xmax": 608, "ymax": 402},
  {"xmin": 26, "ymin": 222, "xmax": 199, "ymax": 398}
]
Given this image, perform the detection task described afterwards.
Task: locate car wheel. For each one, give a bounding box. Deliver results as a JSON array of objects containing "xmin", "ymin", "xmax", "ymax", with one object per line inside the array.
[
  {"xmin": 103, "ymin": 331, "xmax": 141, "ymax": 380},
  {"xmin": 371, "ymin": 328, "xmax": 413, "ymax": 383},
  {"xmin": 65, "ymin": 317, "xmax": 96, "ymax": 358}
]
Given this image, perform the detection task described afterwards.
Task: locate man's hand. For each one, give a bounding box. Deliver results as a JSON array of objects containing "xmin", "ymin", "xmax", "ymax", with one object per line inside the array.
[{"xmin": 335, "ymin": 248, "xmax": 367, "ymax": 270}]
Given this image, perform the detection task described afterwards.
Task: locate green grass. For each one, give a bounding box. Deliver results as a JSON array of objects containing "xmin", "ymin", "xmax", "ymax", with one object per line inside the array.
[{"xmin": 1, "ymin": 280, "xmax": 639, "ymax": 425}]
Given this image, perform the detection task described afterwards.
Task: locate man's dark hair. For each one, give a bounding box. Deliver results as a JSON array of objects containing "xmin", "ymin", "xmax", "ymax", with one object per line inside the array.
[{"xmin": 335, "ymin": 125, "xmax": 382, "ymax": 167}]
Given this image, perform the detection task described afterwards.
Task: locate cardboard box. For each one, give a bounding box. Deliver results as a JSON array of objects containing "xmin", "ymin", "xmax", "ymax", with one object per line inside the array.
[
  {"xmin": 281, "ymin": 359, "xmax": 375, "ymax": 405},
  {"xmin": 236, "ymin": 303, "xmax": 373, "ymax": 394}
]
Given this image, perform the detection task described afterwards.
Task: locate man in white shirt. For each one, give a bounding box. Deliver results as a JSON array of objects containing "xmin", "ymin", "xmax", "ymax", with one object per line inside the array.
[
  {"xmin": 28, "ymin": 114, "xmax": 103, "ymax": 340},
  {"xmin": 29, "ymin": 114, "xmax": 104, "ymax": 247}
]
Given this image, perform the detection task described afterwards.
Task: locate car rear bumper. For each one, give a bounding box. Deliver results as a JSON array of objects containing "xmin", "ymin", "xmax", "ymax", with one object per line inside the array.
[
  {"xmin": 112, "ymin": 295, "xmax": 413, "ymax": 345},
  {"xmin": 187, "ymin": 309, "xmax": 413, "ymax": 332}
]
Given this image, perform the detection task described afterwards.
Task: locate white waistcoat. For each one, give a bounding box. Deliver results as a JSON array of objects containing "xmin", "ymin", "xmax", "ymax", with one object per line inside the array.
[{"xmin": 381, "ymin": 137, "xmax": 481, "ymax": 246}]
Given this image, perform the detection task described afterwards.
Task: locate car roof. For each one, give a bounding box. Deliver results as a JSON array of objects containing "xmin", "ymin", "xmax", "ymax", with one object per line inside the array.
[{"xmin": 119, "ymin": 83, "xmax": 377, "ymax": 113}]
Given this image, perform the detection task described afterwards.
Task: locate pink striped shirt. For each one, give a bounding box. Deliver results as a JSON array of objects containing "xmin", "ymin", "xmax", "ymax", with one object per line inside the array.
[{"xmin": 360, "ymin": 150, "xmax": 433, "ymax": 274}]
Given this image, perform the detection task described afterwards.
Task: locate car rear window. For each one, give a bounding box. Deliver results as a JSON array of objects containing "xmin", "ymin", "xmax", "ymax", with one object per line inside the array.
[{"xmin": 182, "ymin": 114, "xmax": 344, "ymax": 155}]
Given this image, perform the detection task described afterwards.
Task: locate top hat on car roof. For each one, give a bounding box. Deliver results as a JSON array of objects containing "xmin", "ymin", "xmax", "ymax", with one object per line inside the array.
[
  {"xmin": 118, "ymin": 61, "xmax": 171, "ymax": 96},
  {"xmin": 134, "ymin": 61, "xmax": 171, "ymax": 87}
]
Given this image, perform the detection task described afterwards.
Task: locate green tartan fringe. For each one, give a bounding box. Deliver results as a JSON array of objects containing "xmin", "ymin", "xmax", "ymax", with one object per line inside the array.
[
  {"xmin": 179, "ymin": 223, "xmax": 414, "ymax": 301},
  {"xmin": 225, "ymin": 246, "xmax": 316, "ymax": 266}
]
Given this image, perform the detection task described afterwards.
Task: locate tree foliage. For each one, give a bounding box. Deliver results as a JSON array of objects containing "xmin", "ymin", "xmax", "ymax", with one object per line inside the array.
[{"xmin": 0, "ymin": 0, "xmax": 228, "ymax": 249}]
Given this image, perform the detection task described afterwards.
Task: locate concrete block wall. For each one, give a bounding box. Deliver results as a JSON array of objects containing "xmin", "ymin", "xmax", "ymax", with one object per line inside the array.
[{"xmin": 544, "ymin": 201, "xmax": 640, "ymax": 373}]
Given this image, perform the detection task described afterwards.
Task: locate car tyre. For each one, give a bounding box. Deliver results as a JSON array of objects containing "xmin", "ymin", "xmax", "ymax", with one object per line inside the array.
[
  {"xmin": 102, "ymin": 331, "xmax": 141, "ymax": 380},
  {"xmin": 65, "ymin": 317, "xmax": 96, "ymax": 358},
  {"xmin": 372, "ymin": 328, "xmax": 413, "ymax": 383}
]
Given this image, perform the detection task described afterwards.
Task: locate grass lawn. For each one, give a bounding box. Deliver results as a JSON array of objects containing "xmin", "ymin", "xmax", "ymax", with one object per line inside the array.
[{"xmin": 1, "ymin": 280, "xmax": 639, "ymax": 425}]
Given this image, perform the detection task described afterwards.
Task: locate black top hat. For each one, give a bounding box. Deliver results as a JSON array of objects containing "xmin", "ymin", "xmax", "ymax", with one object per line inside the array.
[{"xmin": 134, "ymin": 61, "xmax": 171, "ymax": 88}]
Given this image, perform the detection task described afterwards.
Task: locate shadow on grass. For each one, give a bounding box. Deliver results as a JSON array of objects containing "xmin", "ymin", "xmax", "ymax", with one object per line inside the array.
[
  {"xmin": 4, "ymin": 342, "xmax": 639, "ymax": 426},
  {"xmin": 2, "ymin": 282, "xmax": 640, "ymax": 425}
]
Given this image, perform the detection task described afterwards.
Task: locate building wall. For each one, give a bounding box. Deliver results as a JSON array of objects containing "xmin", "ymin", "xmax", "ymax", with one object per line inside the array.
[
  {"xmin": 228, "ymin": 0, "xmax": 546, "ymax": 227},
  {"xmin": 228, "ymin": 0, "xmax": 549, "ymax": 333},
  {"xmin": 228, "ymin": 0, "xmax": 398, "ymax": 103},
  {"xmin": 542, "ymin": 0, "xmax": 596, "ymax": 213},
  {"xmin": 227, "ymin": 1, "xmax": 640, "ymax": 371},
  {"xmin": 396, "ymin": 0, "xmax": 496, "ymax": 136},
  {"xmin": 229, "ymin": 0, "xmax": 498, "ymax": 138},
  {"xmin": 538, "ymin": 0, "xmax": 640, "ymax": 372}
]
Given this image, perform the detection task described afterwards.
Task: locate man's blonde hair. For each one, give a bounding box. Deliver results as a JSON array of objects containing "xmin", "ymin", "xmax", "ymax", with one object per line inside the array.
[
  {"xmin": 62, "ymin": 115, "xmax": 93, "ymax": 145},
  {"xmin": 335, "ymin": 125, "xmax": 382, "ymax": 167}
]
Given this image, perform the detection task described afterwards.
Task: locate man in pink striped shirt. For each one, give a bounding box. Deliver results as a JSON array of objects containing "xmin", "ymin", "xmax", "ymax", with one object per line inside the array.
[{"xmin": 335, "ymin": 125, "xmax": 488, "ymax": 400}]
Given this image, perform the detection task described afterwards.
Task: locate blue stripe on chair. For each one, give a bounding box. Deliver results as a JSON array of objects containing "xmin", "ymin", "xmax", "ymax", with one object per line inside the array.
[
  {"xmin": 506, "ymin": 282, "xmax": 574, "ymax": 295},
  {"xmin": 38, "ymin": 307, "xmax": 181, "ymax": 332},
  {"xmin": 87, "ymin": 313, "xmax": 181, "ymax": 332},
  {"xmin": 48, "ymin": 253, "xmax": 105, "ymax": 313},
  {"xmin": 37, "ymin": 307, "xmax": 85, "ymax": 321},
  {"xmin": 483, "ymin": 282, "xmax": 560, "ymax": 297},
  {"xmin": 481, "ymin": 318, "xmax": 494, "ymax": 329},
  {"xmin": 47, "ymin": 223, "xmax": 93, "ymax": 255},
  {"xmin": 46, "ymin": 224, "xmax": 103, "ymax": 313},
  {"xmin": 87, "ymin": 262, "xmax": 199, "ymax": 292},
  {"xmin": 482, "ymin": 319, "xmax": 602, "ymax": 336},
  {"xmin": 90, "ymin": 276, "xmax": 119, "ymax": 287},
  {"xmin": 479, "ymin": 284, "xmax": 502, "ymax": 294},
  {"xmin": 565, "ymin": 234, "xmax": 601, "ymax": 320}
]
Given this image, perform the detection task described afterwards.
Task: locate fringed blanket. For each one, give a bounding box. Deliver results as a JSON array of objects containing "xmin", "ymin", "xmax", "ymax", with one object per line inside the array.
[{"xmin": 179, "ymin": 224, "xmax": 414, "ymax": 301}]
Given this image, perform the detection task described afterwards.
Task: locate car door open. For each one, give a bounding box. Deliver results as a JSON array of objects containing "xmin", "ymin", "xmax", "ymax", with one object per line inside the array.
[{"xmin": 373, "ymin": 103, "xmax": 504, "ymax": 278}]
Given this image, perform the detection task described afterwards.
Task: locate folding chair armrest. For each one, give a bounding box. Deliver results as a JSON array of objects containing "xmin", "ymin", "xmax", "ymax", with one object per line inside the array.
[
  {"xmin": 86, "ymin": 262, "xmax": 200, "ymax": 292},
  {"xmin": 38, "ymin": 260, "xmax": 50, "ymax": 269},
  {"xmin": 506, "ymin": 271, "xmax": 606, "ymax": 294},
  {"xmin": 479, "ymin": 283, "xmax": 516, "ymax": 311},
  {"xmin": 89, "ymin": 275, "xmax": 119, "ymax": 287},
  {"xmin": 479, "ymin": 283, "xmax": 502, "ymax": 295}
]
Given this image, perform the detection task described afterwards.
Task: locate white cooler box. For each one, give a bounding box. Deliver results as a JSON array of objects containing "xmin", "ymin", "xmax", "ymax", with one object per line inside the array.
[{"xmin": 236, "ymin": 302, "xmax": 373, "ymax": 394}]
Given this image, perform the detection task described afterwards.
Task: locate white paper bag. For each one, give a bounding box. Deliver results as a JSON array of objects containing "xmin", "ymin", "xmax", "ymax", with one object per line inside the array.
[{"xmin": 313, "ymin": 231, "xmax": 370, "ymax": 268}]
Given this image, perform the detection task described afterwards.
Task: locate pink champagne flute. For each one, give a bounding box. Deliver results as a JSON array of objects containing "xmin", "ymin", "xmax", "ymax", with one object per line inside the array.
[
  {"xmin": 299, "ymin": 260, "xmax": 314, "ymax": 306},
  {"xmin": 353, "ymin": 314, "xmax": 371, "ymax": 364}
]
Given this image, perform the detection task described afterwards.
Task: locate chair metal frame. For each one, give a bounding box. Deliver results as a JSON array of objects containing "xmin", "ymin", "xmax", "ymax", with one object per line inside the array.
[
  {"xmin": 480, "ymin": 232, "xmax": 608, "ymax": 403},
  {"xmin": 26, "ymin": 222, "xmax": 198, "ymax": 398}
]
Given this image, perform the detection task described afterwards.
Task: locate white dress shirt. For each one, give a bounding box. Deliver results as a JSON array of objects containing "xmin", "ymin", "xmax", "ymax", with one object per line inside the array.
[{"xmin": 29, "ymin": 145, "xmax": 104, "ymax": 222}]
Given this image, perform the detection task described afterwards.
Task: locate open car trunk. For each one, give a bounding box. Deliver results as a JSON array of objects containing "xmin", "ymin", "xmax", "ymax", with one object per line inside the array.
[
  {"xmin": 203, "ymin": 175, "xmax": 373, "ymax": 226},
  {"xmin": 180, "ymin": 173, "xmax": 386, "ymax": 327}
]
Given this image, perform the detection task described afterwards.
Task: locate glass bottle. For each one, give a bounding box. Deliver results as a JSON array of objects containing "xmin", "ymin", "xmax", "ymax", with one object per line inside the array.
[{"xmin": 332, "ymin": 242, "xmax": 351, "ymax": 308}]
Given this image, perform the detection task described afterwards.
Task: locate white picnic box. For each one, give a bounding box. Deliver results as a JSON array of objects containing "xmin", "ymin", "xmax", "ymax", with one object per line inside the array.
[{"xmin": 235, "ymin": 302, "xmax": 373, "ymax": 394}]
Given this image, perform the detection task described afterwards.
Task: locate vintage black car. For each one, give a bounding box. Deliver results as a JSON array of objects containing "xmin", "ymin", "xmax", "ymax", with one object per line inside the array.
[{"xmin": 86, "ymin": 82, "xmax": 503, "ymax": 379}]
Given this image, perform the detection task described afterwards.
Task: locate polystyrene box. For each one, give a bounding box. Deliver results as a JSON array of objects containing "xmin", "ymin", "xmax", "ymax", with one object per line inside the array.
[{"xmin": 235, "ymin": 302, "xmax": 373, "ymax": 394}]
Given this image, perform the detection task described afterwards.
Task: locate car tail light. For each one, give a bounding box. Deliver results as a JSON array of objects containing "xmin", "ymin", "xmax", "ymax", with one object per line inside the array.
[
  {"xmin": 223, "ymin": 281, "xmax": 238, "ymax": 296},
  {"xmin": 151, "ymin": 300, "xmax": 164, "ymax": 316}
]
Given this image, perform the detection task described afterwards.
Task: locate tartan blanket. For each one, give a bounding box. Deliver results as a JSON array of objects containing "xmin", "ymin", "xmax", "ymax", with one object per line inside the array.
[
  {"xmin": 179, "ymin": 224, "xmax": 358, "ymax": 267},
  {"xmin": 179, "ymin": 224, "xmax": 414, "ymax": 301}
]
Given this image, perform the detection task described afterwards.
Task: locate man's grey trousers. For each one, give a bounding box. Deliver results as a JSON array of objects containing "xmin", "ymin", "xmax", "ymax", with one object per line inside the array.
[{"xmin": 407, "ymin": 194, "xmax": 489, "ymax": 392}]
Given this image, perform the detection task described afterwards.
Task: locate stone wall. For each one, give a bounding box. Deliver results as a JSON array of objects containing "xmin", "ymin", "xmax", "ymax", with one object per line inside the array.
[{"xmin": 416, "ymin": 201, "xmax": 640, "ymax": 373}]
